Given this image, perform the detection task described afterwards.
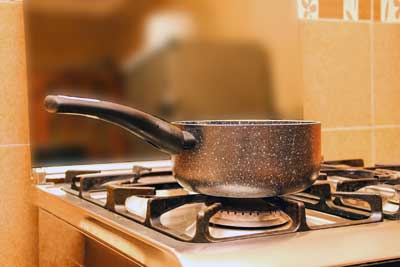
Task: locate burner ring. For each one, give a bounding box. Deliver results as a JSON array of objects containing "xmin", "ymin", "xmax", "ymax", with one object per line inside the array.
[{"xmin": 209, "ymin": 200, "xmax": 291, "ymax": 229}]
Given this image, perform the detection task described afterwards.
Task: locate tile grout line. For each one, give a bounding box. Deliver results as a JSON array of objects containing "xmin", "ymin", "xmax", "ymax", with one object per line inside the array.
[
  {"xmin": 0, "ymin": 144, "xmax": 30, "ymax": 148},
  {"xmin": 322, "ymin": 126, "xmax": 373, "ymax": 132},
  {"xmin": 322, "ymin": 125, "xmax": 400, "ymax": 132},
  {"xmin": 375, "ymin": 125, "xmax": 400, "ymax": 129},
  {"xmin": 299, "ymin": 18, "xmax": 372, "ymax": 23},
  {"xmin": 370, "ymin": 0, "xmax": 376, "ymax": 164}
]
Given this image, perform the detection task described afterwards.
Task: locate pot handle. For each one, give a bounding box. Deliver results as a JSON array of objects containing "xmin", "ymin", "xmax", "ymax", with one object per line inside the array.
[{"xmin": 44, "ymin": 95, "xmax": 196, "ymax": 154}]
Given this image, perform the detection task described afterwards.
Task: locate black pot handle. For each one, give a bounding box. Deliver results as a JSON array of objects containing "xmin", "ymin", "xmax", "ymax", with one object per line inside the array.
[{"xmin": 44, "ymin": 95, "xmax": 196, "ymax": 154}]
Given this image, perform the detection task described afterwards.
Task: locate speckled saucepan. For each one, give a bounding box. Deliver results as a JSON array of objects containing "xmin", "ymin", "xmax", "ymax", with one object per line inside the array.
[{"xmin": 44, "ymin": 95, "xmax": 321, "ymax": 198}]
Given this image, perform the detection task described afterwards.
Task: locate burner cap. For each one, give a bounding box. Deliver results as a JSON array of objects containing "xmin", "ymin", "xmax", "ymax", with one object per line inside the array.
[{"xmin": 209, "ymin": 199, "xmax": 290, "ymax": 229}]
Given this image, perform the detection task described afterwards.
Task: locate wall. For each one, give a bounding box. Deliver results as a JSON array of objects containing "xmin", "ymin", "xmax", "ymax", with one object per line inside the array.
[
  {"xmin": 0, "ymin": 1, "xmax": 37, "ymax": 266},
  {"xmin": 300, "ymin": 0, "xmax": 400, "ymax": 165}
]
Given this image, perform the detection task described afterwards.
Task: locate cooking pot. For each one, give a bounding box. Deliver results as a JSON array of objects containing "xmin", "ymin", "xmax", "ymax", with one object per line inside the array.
[{"xmin": 45, "ymin": 95, "xmax": 321, "ymax": 198}]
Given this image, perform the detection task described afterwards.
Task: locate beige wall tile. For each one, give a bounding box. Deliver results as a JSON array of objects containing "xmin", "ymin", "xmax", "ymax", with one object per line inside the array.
[
  {"xmin": 322, "ymin": 129, "xmax": 373, "ymax": 165},
  {"xmin": 0, "ymin": 2, "xmax": 30, "ymax": 145},
  {"xmin": 302, "ymin": 21, "xmax": 371, "ymax": 128},
  {"xmin": 0, "ymin": 145, "xmax": 37, "ymax": 266},
  {"xmin": 0, "ymin": 87, "xmax": 30, "ymax": 145},
  {"xmin": 373, "ymin": 23, "xmax": 400, "ymax": 125},
  {"xmin": 375, "ymin": 128, "xmax": 400, "ymax": 163}
]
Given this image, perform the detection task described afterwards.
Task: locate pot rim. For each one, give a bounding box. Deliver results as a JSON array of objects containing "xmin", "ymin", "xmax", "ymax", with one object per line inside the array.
[{"xmin": 172, "ymin": 120, "xmax": 321, "ymax": 126}]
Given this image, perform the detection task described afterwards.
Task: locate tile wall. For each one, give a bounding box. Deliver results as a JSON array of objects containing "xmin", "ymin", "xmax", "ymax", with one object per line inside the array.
[
  {"xmin": 299, "ymin": 0, "xmax": 400, "ymax": 165},
  {"xmin": 0, "ymin": 1, "xmax": 37, "ymax": 266}
]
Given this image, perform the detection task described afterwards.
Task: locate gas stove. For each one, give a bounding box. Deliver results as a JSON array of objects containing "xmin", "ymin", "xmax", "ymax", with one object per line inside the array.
[{"xmin": 34, "ymin": 159, "xmax": 400, "ymax": 266}]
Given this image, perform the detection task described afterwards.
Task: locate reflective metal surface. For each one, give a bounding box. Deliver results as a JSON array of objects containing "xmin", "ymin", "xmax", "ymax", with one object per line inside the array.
[
  {"xmin": 34, "ymin": 160, "xmax": 400, "ymax": 267},
  {"xmin": 35, "ymin": 183, "xmax": 400, "ymax": 267}
]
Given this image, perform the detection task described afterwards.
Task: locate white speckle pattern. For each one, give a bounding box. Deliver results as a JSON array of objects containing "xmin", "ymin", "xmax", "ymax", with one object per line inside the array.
[{"xmin": 172, "ymin": 120, "xmax": 321, "ymax": 198}]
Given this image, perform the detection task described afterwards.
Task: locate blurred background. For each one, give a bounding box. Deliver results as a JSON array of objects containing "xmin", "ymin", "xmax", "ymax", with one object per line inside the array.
[{"xmin": 24, "ymin": 0, "xmax": 303, "ymax": 166}]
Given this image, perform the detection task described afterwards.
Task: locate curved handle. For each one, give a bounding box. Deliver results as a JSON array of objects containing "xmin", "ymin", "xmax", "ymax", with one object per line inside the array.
[{"xmin": 44, "ymin": 95, "xmax": 196, "ymax": 154}]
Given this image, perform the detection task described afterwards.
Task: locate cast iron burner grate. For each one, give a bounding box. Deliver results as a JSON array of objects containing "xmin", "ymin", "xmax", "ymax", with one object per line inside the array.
[
  {"xmin": 321, "ymin": 160, "xmax": 400, "ymax": 219},
  {"xmin": 59, "ymin": 159, "xmax": 398, "ymax": 243}
]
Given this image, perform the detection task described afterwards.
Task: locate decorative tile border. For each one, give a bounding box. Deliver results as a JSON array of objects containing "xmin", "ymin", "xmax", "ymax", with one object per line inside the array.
[
  {"xmin": 297, "ymin": 0, "xmax": 319, "ymax": 19},
  {"xmin": 381, "ymin": 0, "xmax": 400, "ymax": 22},
  {"xmin": 344, "ymin": 0, "xmax": 359, "ymax": 21},
  {"xmin": 297, "ymin": 0, "xmax": 400, "ymax": 22}
]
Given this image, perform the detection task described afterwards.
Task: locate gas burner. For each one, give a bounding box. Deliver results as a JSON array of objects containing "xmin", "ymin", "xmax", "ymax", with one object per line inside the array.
[
  {"xmin": 208, "ymin": 198, "xmax": 290, "ymax": 229},
  {"xmin": 210, "ymin": 209, "xmax": 290, "ymax": 229}
]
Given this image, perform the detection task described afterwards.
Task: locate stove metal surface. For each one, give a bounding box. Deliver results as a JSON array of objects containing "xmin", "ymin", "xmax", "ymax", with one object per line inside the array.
[{"xmin": 34, "ymin": 159, "xmax": 400, "ymax": 267}]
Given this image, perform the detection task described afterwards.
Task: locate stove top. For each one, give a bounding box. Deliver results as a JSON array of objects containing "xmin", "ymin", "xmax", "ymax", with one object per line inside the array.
[{"xmin": 34, "ymin": 159, "xmax": 400, "ymax": 266}]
